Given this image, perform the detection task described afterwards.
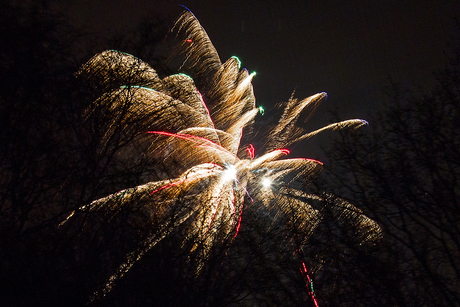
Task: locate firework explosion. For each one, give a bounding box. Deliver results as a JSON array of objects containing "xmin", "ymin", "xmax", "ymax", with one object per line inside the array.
[{"xmin": 69, "ymin": 10, "xmax": 382, "ymax": 303}]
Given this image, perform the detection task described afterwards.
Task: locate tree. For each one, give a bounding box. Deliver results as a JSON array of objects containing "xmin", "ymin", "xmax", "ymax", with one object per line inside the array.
[
  {"xmin": 322, "ymin": 47, "xmax": 460, "ymax": 306},
  {"xmin": 0, "ymin": 3, "xmax": 92, "ymax": 305},
  {"xmin": 65, "ymin": 10, "xmax": 382, "ymax": 306},
  {"xmin": 1, "ymin": 4, "xmax": 382, "ymax": 306}
]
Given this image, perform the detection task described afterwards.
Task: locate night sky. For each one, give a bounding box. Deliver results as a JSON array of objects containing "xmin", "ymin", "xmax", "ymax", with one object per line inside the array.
[
  {"xmin": 2, "ymin": 2, "xmax": 460, "ymax": 305},
  {"xmin": 55, "ymin": 0, "xmax": 458, "ymax": 156}
]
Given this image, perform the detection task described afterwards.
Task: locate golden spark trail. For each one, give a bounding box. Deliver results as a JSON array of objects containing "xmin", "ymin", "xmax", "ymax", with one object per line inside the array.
[{"xmin": 69, "ymin": 10, "xmax": 383, "ymax": 303}]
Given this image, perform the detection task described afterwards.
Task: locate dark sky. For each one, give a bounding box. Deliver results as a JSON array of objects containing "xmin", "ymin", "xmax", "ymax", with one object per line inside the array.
[{"xmin": 54, "ymin": 0, "xmax": 459, "ymax": 155}]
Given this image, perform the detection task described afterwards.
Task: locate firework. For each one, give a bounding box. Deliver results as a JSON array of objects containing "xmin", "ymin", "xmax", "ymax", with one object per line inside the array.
[{"xmin": 71, "ymin": 10, "xmax": 382, "ymax": 302}]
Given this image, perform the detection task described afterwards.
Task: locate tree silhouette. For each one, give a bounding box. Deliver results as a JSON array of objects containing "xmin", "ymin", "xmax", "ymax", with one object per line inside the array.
[
  {"xmin": 0, "ymin": 2, "xmax": 93, "ymax": 306},
  {"xmin": 65, "ymin": 10, "xmax": 382, "ymax": 306},
  {"xmin": 322, "ymin": 46, "xmax": 460, "ymax": 306},
  {"xmin": 1, "ymin": 4, "xmax": 382, "ymax": 306}
]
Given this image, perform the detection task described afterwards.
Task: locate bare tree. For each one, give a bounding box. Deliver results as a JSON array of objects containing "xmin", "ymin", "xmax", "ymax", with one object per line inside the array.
[
  {"xmin": 322, "ymin": 48, "xmax": 460, "ymax": 306},
  {"xmin": 1, "ymin": 4, "xmax": 383, "ymax": 306},
  {"xmin": 66, "ymin": 10, "xmax": 382, "ymax": 306}
]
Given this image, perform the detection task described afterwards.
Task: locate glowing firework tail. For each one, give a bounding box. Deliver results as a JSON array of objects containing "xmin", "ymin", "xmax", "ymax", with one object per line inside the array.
[
  {"xmin": 70, "ymin": 9, "xmax": 382, "ymax": 303},
  {"xmin": 299, "ymin": 248, "xmax": 319, "ymax": 307}
]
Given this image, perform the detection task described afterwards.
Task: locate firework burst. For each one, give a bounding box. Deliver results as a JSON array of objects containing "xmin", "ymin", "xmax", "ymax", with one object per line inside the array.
[{"xmin": 70, "ymin": 10, "xmax": 382, "ymax": 302}]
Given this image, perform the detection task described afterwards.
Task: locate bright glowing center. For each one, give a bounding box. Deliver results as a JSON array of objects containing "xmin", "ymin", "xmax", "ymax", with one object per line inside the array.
[
  {"xmin": 261, "ymin": 177, "xmax": 272, "ymax": 188},
  {"xmin": 222, "ymin": 165, "xmax": 237, "ymax": 181}
]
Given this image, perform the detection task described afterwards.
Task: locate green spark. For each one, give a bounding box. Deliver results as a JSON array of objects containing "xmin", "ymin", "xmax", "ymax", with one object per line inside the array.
[
  {"xmin": 231, "ymin": 56, "xmax": 241, "ymax": 69},
  {"xmin": 258, "ymin": 106, "xmax": 265, "ymax": 115}
]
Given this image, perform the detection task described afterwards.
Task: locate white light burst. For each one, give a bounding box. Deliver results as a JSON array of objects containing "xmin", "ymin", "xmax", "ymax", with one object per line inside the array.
[
  {"xmin": 261, "ymin": 177, "xmax": 272, "ymax": 188},
  {"xmin": 222, "ymin": 164, "xmax": 237, "ymax": 182}
]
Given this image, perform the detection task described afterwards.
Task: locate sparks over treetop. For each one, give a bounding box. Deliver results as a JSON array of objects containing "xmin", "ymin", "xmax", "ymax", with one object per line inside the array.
[{"xmin": 72, "ymin": 10, "xmax": 382, "ymax": 303}]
